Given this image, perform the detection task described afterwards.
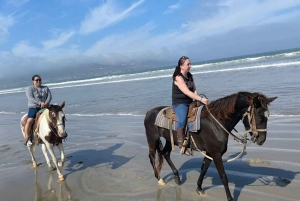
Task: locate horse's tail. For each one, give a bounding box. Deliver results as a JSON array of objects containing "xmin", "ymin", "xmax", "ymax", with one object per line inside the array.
[{"xmin": 156, "ymin": 138, "xmax": 164, "ymax": 176}]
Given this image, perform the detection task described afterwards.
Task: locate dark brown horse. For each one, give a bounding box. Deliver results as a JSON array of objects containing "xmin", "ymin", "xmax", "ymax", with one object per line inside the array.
[{"xmin": 144, "ymin": 92, "xmax": 277, "ymax": 201}]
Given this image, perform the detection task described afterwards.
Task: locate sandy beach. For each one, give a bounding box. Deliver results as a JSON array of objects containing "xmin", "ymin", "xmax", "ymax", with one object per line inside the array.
[{"xmin": 0, "ymin": 113, "xmax": 299, "ymax": 201}]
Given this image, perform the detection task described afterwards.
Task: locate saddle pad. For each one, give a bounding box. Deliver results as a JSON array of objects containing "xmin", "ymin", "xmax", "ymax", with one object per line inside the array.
[{"xmin": 155, "ymin": 105, "xmax": 203, "ymax": 132}]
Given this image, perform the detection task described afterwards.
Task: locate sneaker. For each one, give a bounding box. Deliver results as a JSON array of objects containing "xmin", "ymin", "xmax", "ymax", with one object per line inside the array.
[{"xmin": 27, "ymin": 140, "xmax": 33, "ymax": 147}]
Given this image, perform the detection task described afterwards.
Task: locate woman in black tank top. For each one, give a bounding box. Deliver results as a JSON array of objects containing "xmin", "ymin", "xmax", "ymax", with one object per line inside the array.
[{"xmin": 172, "ymin": 56, "xmax": 209, "ymax": 156}]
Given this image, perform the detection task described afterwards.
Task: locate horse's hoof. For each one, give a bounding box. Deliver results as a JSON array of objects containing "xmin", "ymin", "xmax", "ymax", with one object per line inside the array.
[
  {"xmin": 174, "ymin": 176, "xmax": 181, "ymax": 185},
  {"xmin": 58, "ymin": 176, "xmax": 65, "ymax": 181},
  {"xmin": 158, "ymin": 179, "xmax": 166, "ymax": 185},
  {"xmin": 58, "ymin": 162, "xmax": 64, "ymax": 167},
  {"xmin": 196, "ymin": 188, "xmax": 206, "ymax": 196}
]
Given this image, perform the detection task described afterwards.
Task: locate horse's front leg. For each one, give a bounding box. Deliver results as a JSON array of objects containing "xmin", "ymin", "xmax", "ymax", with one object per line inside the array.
[
  {"xmin": 163, "ymin": 141, "xmax": 181, "ymax": 185},
  {"xmin": 57, "ymin": 143, "xmax": 65, "ymax": 168},
  {"xmin": 213, "ymin": 154, "xmax": 233, "ymax": 201},
  {"xmin": 41, "ymin": 144, "xmax": 54, "ymax": 171},
  {"xmin": 196, "ymin": 155, "xmax": 212, "ymax": 196},
  {"xmin": 45, "ymin": 143, "xmax": 65, "ymax": 181},
  {"xmin": 28, "ymin": 145, "xmax": 37, "ymax": 168}
]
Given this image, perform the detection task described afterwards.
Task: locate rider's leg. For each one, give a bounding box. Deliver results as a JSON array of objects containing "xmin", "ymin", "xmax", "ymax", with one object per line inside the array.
[
  {"xmin": 24, "ymin": 118, "xmax": 34, "ymax": 145},
  {"xmin": 173, "ymin": 103, "xmax": 191, "ymax": 156}
]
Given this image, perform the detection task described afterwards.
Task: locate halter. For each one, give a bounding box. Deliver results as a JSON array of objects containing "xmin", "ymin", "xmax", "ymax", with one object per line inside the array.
[
  {"xmin": 242, "ymin": 106, "xmax": 269, "ymax": 142},
  {"xmin": 48, "ymin": 111, "xmax": 67, "ymax": 142}
]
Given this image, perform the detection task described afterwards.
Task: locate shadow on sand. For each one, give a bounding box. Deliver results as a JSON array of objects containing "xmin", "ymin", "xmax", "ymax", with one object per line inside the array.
[
  {"xmin": 161, "ymin": 152, "xmax": 299, "ymax": 201},
  {"xmin": 64, "ymin": 143, "xmax": 134, "ymax": 177}
]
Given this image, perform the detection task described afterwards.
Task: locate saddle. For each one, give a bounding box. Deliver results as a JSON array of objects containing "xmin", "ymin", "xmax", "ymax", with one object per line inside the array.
[
  {"xmin": 165, "ymin": 101, "xmax": 203, "ymax": 123},
  {"xmin": 21, "ymin": 110, "xmax": 45, "ymax": 145}
]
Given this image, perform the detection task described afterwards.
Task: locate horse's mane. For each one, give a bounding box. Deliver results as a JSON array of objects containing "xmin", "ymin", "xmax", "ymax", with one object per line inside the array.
[{"xmin": 201, "ymin": 91, "xmax": 268, "ymax": 120}]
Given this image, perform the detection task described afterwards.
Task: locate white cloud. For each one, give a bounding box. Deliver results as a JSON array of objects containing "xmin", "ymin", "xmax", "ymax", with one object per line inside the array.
[
  {"xmin": 164, "ymin": 2, "xmax": 181, "ymax": 14},
  {"xmin": 41, "ymin": 30, "xmax": 76, "ymax": 50},
  {"xmin": 11, "ymin": 41, "xmax": 39, "ymax": 56},
  {"xmin": 79, "ymin": 0, "xmax": 145, "ymax": 35},
  {"xmin": 0, "ymin": 14, "xmax": 14, "ymax": 42},
  {"xmin": 180, "ymin": 0, "xmax": 300, "ymax": 40},
  {"xmin": 7, "ymin": 0, "xmax": 30, "ymax": 6}
]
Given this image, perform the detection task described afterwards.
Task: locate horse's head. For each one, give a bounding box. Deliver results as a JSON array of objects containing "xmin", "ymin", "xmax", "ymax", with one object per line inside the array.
[
  {"xmin": 45, "ymin": 101, "xmax": 66, "ymax": 138},
  {"xmin": 242, "ymin": 95, "xmax": 277, "ymax": 145}
]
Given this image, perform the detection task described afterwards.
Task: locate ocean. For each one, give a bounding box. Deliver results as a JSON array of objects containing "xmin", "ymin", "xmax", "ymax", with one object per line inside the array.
[{"xmin": 0, "ymin": 48, "xmax": 299, "ymax": 117}]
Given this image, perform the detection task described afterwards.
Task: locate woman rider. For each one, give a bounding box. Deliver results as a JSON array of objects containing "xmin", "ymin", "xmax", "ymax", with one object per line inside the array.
[
  {"xmin": 24, "ymin": 75, "xmax": 52, "ymax": 146},
  {"xmin": 172, "ymin": 56, "xmax": 209, "ymax": 156}
]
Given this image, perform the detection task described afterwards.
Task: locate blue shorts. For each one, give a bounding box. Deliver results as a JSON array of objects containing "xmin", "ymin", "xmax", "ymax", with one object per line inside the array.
[{"xmin": 28, "ymin": 108, "xmax": 41, "ymax": 118}]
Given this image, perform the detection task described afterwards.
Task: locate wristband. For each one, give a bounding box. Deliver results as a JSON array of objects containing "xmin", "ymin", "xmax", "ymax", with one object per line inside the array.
[{"xmin": 199, "ymin": 97, "xmax": 202, "ymax": 102}]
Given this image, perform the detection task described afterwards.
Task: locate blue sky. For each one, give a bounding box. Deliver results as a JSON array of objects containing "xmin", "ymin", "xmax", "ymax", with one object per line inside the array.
[{"xmin": 1, "ymin": 0, "xmax": 300, "ymax": 79}]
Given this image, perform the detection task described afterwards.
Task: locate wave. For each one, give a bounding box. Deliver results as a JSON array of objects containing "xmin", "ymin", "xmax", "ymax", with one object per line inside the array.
[
  {"xmin": 0, "ymin": 59, "xmax": 299, "ymax": 95},
  {"xmin": 0, "ymin": 111, "xmax": 17, "ymax": 115},
  {"xmin": 67, "ymin": 113, "xmax": 143, "ymax": 117},
  {"xmin": 194, "ymin": 50, "xmax": 300, "ymax": 67}
]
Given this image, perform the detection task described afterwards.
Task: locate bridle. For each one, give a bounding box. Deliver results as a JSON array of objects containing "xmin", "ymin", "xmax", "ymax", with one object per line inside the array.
[
  {"xmin": 48, "ymin": 110, "xmax": 67, "ymax": 140},
  {"xmin": 241, "ymin": 105, "xmax": 269, "ymax": 143}
]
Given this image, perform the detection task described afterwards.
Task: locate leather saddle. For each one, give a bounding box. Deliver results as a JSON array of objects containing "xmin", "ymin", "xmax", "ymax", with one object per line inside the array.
[
  {"xmin": 21, "ymin": 112, "xmax": 44, "ymax": 145},
  {"xmin": 164, "ymin": 101, "xmax": 203, "ymax": 123}
]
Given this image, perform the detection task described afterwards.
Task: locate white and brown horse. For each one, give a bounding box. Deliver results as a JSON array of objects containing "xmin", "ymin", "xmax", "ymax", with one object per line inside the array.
[{"xmin": 20, "ymin": 102, "xmax": 67, "ymax": 181}]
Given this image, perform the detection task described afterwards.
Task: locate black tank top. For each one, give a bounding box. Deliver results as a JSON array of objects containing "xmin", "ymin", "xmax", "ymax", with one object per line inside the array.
[{"xmin": 172, "ymin": 75, "xmax": 195, "ymax": 105}]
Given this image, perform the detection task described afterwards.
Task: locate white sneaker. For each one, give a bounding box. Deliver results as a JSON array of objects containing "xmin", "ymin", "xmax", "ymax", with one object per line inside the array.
[{"xmin": 27, "ymin": 140, "xmax": 33, "ymax": 147}]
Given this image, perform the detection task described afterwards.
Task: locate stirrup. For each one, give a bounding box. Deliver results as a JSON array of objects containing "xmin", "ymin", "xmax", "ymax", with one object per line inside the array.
[
  {"xmin": 180, "ymin": 147, "xmax": 191, "ymax": 156},
  {"xmin": 27, "ymin": 140, "xmax": 33, "ymax": 147}
]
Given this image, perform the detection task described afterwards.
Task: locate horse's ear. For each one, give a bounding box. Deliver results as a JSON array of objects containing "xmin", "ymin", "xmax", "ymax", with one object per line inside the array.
[
  {"xmin": 266, "ymin": 97, "xmax": 277, "ymax": 104},
  {"xmin": 45, "ymin": 104, "xmax": 51, "ymax": 110},
  {"xmin": 61, "ymin": 101, "xmax": 65, "ymax": 109},
  {"xmin": 253, "ymin": 97, "xmax": 261, "ymax": 108}
]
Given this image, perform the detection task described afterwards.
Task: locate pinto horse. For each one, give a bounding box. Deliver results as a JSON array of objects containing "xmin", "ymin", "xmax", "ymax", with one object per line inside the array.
[
  {"xmin": 144, "ymin": 92, "xmax": 277, "ymax": 201},
  {"xmin": 20, "ymin": 102, "xmax": 67, "ymax": 181}
]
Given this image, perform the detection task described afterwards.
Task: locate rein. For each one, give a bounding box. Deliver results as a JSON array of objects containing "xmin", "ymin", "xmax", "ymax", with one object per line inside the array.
[{"xmin": 190, "ymin": 105, "xmax": 266, "ymax": 162}]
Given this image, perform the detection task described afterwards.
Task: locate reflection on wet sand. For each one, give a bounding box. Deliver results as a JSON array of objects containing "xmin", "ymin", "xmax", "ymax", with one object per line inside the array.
[
  {"xmin": 157, "ymin": 186, "xmax": 182, "ymax": 201},
  {"xmin": 34, "ymin": 169, "xmax": 78, "ymax": 201}
]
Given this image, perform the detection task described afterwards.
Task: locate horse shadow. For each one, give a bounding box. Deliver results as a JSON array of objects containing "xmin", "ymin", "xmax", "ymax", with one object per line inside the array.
[
  {"xmin": 64, "ymin": 143, "xmax": 134, "ymax": 177},
  {"xmin": 163, "ymin": 152, "xmax": 299, "ymax": 201}
]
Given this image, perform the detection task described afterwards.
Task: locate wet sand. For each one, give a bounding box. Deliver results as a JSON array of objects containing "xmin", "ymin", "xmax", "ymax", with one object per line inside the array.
[{"xmin": 0, "ymin": 114, "xmax": 300, "ymax": 201}]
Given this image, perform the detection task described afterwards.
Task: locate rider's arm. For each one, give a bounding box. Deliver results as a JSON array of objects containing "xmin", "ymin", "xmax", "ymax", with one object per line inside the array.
[
  {"xmin": 44, "ymin": 87, "xmax": 52, "ymax": 106},
  {"xmin": 26, "ymin": 86, "xmax": 41, "ymax": 105},
  {"xmin": 175, "ymin": 76, "xmax": 208, "ymax": 104}
]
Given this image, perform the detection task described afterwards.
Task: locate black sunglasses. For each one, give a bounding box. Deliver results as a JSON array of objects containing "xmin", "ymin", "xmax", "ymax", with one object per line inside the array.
[{"xmin": 34, "ymin": 79, "xmax": 42, "ymax": 82}]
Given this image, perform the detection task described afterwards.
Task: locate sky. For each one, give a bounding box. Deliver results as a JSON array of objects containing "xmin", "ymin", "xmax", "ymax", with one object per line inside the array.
[{"xmin": 1, "ymin": 0, "xmax": 300, "ymax": 79}]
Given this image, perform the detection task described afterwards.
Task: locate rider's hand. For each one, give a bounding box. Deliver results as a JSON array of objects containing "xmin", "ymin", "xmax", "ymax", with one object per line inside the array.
[
  {"xmin": 201, "ymin": 97, "xmax": 209, "ymax": 105},
  {"xmin": 40, "ymin": 102, "xmax": 46, "ymax": 108}
]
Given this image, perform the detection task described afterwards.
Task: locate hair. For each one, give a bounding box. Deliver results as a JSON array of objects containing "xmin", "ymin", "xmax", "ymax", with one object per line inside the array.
[
  {"xmin": 32, "ymin": 75, "xmax": 41, "ymax": 81},
  {"xmin": 172, "ymin": 56, "xmax": 193, "ymax": 81}
]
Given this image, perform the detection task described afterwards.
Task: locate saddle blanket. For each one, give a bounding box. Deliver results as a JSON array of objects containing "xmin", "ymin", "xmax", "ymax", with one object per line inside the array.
[{"xmin": 155, "ymin": 105, "xmax": 203, "ymax": 132}]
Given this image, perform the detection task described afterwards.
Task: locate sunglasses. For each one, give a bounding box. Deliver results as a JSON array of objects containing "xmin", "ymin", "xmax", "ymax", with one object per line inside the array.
[{"xmin": 34, "ymin": 79, "xmax": 42, "ymax": 82}]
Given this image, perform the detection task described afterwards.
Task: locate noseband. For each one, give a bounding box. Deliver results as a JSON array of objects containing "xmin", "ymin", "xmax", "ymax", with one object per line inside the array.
[{"xmin": 242, "ymin": 106, "xmax": 268, "ymax": 142}]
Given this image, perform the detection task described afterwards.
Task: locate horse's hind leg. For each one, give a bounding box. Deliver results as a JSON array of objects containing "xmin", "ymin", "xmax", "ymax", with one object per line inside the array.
[
  {"xmin": 148, "ymin": 139, "xmax": 162, "ymax": 183},
  {"xmin": 28, "ymin": 145, "xmax": 37, "ymax": 168},
  {"xmin": 57, "ymin": 143, "xmax": 65, "ymax": 167},
  {"xmin": 162, "ymin": 141, "xmax": 181, "ymax": 185},
  {"xmin": 196, "ymin": 156, "xmax": 212, "ymax": 196},
  {"xmin": 41, "ymin": 144, "xmax": 54, "ymax": 171}
]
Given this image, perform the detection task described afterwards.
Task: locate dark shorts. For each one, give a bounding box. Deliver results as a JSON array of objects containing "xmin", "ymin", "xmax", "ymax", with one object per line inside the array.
[{"xmin": 28, "ymin": 108, "xmax": 41, "ymax": 119}]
